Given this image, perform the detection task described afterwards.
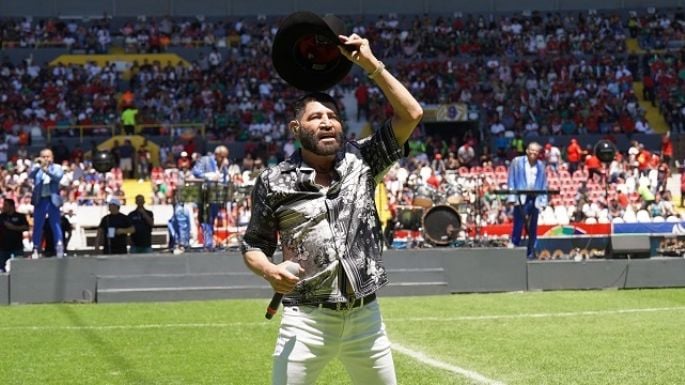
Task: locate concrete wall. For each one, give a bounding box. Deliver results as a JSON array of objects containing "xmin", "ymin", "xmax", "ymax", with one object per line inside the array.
[
  {"xmin": 3, "ymin": 249, "xmax": 684, "ymax": 305},
  {"xmin": 1, "ymin": 0, "xmax": 683, "ymax": 17},
  {"xmin": 0, "ymin": 274, "xmax": 8, "ymax": 306}
]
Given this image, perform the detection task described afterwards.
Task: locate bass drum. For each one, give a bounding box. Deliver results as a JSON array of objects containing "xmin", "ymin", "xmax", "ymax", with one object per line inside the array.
[{"xmin": 422, "ymin": 205, "xmax": 461, "ymax": 246}]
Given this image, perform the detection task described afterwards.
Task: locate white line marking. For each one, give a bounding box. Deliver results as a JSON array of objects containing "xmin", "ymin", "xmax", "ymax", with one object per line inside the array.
[
  {"xmin": 387, "ymin": 306, "xmax": 685, "ymax": 322},
  {"xmin": 392, "ymin": 343, "xmax": 507, "ymax": 385}
]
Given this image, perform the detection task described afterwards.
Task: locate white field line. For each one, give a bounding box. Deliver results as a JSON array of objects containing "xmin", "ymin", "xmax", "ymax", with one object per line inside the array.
[
  {"xmin": 4, "ymin": 307, "xmax": 683, "ymax": 384},
  {"xmin": 386, "ymin": 306, "xmax": 685, "ymax": 323},
  {"xmin": 2, "ymin": 306, "xmax": 684, "ymax": 332},
  {"xmin": 392, "ymin": 343, "xmax": 507, "ymax": 385}
]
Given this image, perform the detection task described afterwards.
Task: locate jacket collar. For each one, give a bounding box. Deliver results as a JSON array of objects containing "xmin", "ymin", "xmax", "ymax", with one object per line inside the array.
[{"xmin": 279, "ymin": 148, "xmax": 346, "ymax": 174}]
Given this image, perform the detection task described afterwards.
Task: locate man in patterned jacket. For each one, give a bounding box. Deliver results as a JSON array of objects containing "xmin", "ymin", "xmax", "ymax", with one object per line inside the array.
[{"xmin": 241, "ymin": 33, "xmax": 423, "ymax": 385}]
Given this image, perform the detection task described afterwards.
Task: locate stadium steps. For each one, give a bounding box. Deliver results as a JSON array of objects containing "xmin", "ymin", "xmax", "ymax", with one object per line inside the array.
[
  {"xmin": 632, "ymin": 81, "xmax": 669, "ymax": 133},
  {"xmin": 92, "ymin": 251, "xmax": 451, "ymax": 303},
  {"xmin": 122, "ymin": 179, "xmax": 154, "ymax": 204},
  {"xmin": 93, "ymin": 253, "xmax": 271, "ymax": 303},
  {"xmin": 381, "ymin": 267, "xmax": 450, "ymax": 296},
  {"xmin": 96, "ymin": 272, "xmax": 272, "ymax": 303}
]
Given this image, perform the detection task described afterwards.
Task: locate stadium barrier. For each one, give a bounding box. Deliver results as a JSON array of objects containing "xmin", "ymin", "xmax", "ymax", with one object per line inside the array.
[
  {"xmin": 0, "ymin": 274, "xmax": 8, "ymax": 306},
  {"xmin": 4, "ymin": 248, "xmax": 685, "ymax": 305}
]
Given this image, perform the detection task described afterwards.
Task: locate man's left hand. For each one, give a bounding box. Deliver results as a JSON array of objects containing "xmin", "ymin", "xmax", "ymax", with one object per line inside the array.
[{"xmin": 337, "ymin": 34, "xmax": 381, "ymax": 75}]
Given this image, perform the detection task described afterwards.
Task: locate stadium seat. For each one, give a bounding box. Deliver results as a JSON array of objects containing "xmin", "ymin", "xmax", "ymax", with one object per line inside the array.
[
  {"xmin": 636, "ymin": 210, "xmax": 651, "ymax": 223},
  {"xmin": 585, "ymin": 217, "xmax": 597, "ymax": 224},
  {"xmin": 554, "ymin": 206, "xmax": 570, "ymax": 225},
  {"xmin": 666, "ymin": 215, "xmax": 680, "ymax": 222},
  {"xmin": 611, "ymin": 217, "xmax": 624, "ymax": 223},
  {"xmin": 540, "ymin": 207, "xmax": 557, "ymax": 225},
  {"xmin": 597, "ymin": 210, "xmax": 610, "ymax": 223},
  {"xmin": 623, "ymin": 209, "xmax": 637, "ymax": 223},
  {"xmin": 652, "ymin": 216, "xmax": 665, "ymax": 223}
]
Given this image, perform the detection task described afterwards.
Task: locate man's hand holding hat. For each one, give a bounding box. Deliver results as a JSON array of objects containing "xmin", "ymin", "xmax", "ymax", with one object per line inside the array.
[{"xmin": 337, "ymin": 34, "xmax": 384, "ymax": 77}]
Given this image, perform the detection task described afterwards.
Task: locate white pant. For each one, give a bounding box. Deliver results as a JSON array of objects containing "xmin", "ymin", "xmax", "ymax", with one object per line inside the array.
[{"xmin": 272, "ymin": 300, "xmax": 396, "ymax": 385}]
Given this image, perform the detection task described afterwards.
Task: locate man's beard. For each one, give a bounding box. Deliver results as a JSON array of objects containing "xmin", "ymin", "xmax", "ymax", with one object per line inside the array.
[{"xmin": 299, "ymin": 130, "xmax": 344, "ymax": 156}]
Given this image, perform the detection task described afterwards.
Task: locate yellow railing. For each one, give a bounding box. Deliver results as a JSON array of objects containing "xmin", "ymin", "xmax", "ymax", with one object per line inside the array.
[{"xmin": 47, "ymin": 123, "xmax": 205, "ymax": 142}]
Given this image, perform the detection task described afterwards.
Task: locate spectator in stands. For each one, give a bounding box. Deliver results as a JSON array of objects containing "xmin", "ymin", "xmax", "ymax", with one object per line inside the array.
[
  {"xmin": 192, "ymin": 145, "xmax": 230, "ymax": 249},
  {"xmin": 127, "ymin": 194, "xmax": 154, "ymax": 253},
  {"xmin": 457, "ymin": 142, "xmax": 475, "ymax": 167},
  {"xmin": 585, "ymin": 152, "xmax": 603, "ymax": 182},
  {"xmin": 637, "ymin": 177, "xmax": 656, "ymax": 209},
  {"xmin": 95, "ymin": 197, "xmax": 135, "ymax": 255},
  {"xmin": 0, "ymin": 198, "xmax": 29, "ymax": 271},
  {"xmin": 120, "ymin": 105, "xmax": 138, "ymax": 135},
  {"xmin": 30, "ymin": 148, "xmax": 64, "ymax": 258},
  {"xmin": 566, "ymin": 138, "xmax": 582, "ymax": 174},
  {"xmin": 119, "ymin": 139, "xmax": 135, "ymax": 179},
  {"xmin": 656, "ymin": 191, "xmax": 677, "ymax": 218},
  {"xmin": 545, "ymin": 142, "xmax": 561, "ymax": 174},
  {"xmin": 507, "ymin": 142, "xmax": 548, "ymax": 259},
  {"xmin": 661, "ymin": 132, "xmax": 673, "ymax": 165},
  {"xmin": 136, "ymin": 141, "xmax": 151, "ymax": 182},
  {"xmin": 608, "ymin": 198, "xmax": 624, "ymax": 219}
]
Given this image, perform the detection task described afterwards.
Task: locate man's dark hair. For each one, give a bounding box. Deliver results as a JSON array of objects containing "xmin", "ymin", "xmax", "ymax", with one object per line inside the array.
[
  {"xmin": 293, "ymin": 92, "xmax": 340, "ymax": 119},
  {"xmin": 3, "ymin": 198, "xmax": 14, "ymax": 207}
]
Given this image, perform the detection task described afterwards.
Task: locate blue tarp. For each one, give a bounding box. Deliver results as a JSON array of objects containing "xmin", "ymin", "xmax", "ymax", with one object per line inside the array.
[{"xmin": 613, "ymin": 222, "xmax": 685, "ymax": 234}]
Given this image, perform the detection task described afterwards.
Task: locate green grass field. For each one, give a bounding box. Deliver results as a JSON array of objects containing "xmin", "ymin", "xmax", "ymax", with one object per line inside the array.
[{"xmin": 2, "ymin": 289, "xmax": 685, "ymax": 385}]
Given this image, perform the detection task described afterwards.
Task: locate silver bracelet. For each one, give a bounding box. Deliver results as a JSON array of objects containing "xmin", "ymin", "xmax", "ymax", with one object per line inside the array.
[{"xmin": 368, "ymin": 61, "xmax": 385, "ymax": 80}]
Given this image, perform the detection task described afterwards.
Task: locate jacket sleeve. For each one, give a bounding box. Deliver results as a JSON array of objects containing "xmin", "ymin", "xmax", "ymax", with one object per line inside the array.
[
  {"xmin": 45, "ymin": 164, "xmax": 64, "ymax": 182},
  {"xmin": 192, "ymin": 158, "xmax": 205, "ymax": 179},
  {"xmin": 535, "ymin": 162, "xmax": 548, "ymax": 209},
  {"xmin": 29, "ymin": 166, "xmax": 40, "ymax": 179}
]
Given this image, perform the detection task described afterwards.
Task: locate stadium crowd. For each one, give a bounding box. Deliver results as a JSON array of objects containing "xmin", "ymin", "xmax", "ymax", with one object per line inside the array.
[
  {"xmin": 0, "ymin": 9, "xmax": 683, "ymax": 143},
  {"xmin": 0, "ymin": 9, "xmax": 683, "ymax": 252}
]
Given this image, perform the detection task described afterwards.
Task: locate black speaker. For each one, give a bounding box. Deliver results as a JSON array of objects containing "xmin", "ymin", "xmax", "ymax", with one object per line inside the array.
[
  {"xmin": 93, "ymin": 150, "xmax": 115, "ymax": 173},
  {"xmin": 606, "ymin": 235, "xmax": 651, "ymax": 259},
  {"xmin": 594, "ymin": 140, "xmax": 616, "ymax": 164}
]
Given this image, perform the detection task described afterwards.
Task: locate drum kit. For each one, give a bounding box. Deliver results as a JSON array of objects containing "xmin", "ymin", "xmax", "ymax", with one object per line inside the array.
[
  {"xmin": 393, "ymin": 180, "xmax": 473, "ymax": 247},
  {"xmin": 391, "ymin": 173, "xmax": 510, "ymax": 247}
]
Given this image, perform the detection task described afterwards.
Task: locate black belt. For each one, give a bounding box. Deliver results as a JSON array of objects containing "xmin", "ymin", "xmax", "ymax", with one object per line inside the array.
[{"xmin": 305, "ymin": 293, "xmax": 377, "ymax": 311}]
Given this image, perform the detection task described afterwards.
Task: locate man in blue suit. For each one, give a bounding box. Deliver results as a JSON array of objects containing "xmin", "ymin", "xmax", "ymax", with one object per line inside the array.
[
  {"xmin": 507, "ymin": 142, "xmax": 548, "ymax": 259},
  {"xmin": 192, "ymin": 145, "xmax": 230, "ymax": 249},
  {"xmin": 30, "ymin": 148, "xmax": 64, "ymax": 258}
]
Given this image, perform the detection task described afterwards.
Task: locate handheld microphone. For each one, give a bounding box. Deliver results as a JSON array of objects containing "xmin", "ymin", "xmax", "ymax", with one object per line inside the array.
[{"xmin": 265, "ymin": 262, "xmax": 301, "ymax": 320}]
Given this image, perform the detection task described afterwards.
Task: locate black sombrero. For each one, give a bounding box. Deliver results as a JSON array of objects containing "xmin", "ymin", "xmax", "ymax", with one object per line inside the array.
[{"xmin": 272, "ymin": 11, "xmax": 353, "ymax": 92}]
